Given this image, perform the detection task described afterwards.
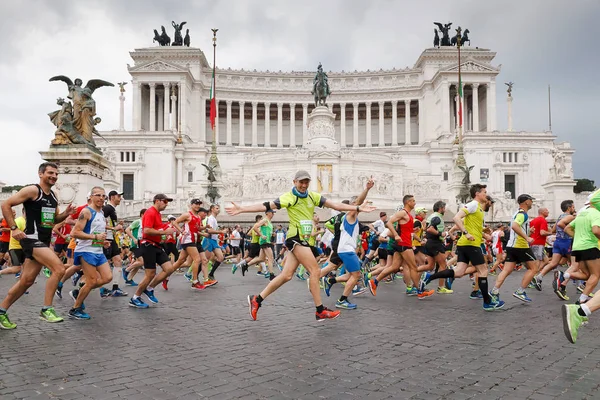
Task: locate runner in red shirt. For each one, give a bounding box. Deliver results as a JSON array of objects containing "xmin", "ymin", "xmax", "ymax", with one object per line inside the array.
[
  {"xmin": 530, "ymin": 208, "xmax": 551, "ymax": 273},
  {"xmin": 130, "ymin": 194, "xmax": 181, "ymax": 309},
  {"xmin": 0, "ymin": 212, "xmax": 13, "ymax": 268}
]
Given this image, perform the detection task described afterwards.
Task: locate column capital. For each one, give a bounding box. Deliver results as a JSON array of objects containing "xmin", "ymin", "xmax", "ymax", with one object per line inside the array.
[
  {"xmin": 378, "ymin": 101, "xmax": 385, "ymax": 107},
  {"xmin": 226, "ymin": 100, "xmax": 232, "ymax": 106},
  {"xmin": 239, "ymin": 101, "xmax": 245, "ymax": 107},
  {"xmin": 391, "ymin": 100, "xmax": 398, "ymax": 106},
  {"xmin": 289, "ymin": 103, "xmax": 296, "ymax": 108},
  {"xmin": 365, "ymin": 101, "xmax": 372, "ymax": 106},
  {"xmin": 471, "ymin": 83, "xmax": 480, "ymax": 89},
  {"xmin": 264, "ymin": 102, "xmax": 271, "ymax": 107},
  {"xmin": 404, "ymin": 99, "xmax": 411, "ymax": 105},
  {"xmin": 252, "ymin": 101, "xmax": 258, "ymax": 107},
  {"xmin": 277, "ymin": 102, "xmax": 284, "ymax": 108},
  {"xmin": 163, "ymin": 82, "xmax": 170, "ymax": 88},
  {"xmin": 148, "ymin": 82, "xmax": 156, "ymax": 88},
  {"xmin": 339, "ymin": 103, "xmax": 346, "ymax": 109},
  {"xmin": 353, "ymin": 102, "xmax": 359, "ymax": 107}
]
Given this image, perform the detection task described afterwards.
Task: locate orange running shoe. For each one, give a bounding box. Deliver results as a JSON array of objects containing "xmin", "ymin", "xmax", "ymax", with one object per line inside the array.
[
  {"xmin": 191, "ymin": 282, "xmax": 206, "ymax": 290},
  {"xmin": 417, "ymin": 289, "xmax": 434, "ymax": 299},
  {"xmin": 162, "ymin": 279, "xmax": 169, "ymax": 291},
  {"xmin": 247, "ymin": 295, "xmax": 260, "ymax": 320},
  {"xmin": 204, "ymin": 279, "xmax": 218, "ymax": 287},
  {"xmin": 368, "ymin": 279, "xmax": 377, "ymax": 297},
  {"xmin": 316, "ymin": 307, "xmax": 341, "ymax": 321}
]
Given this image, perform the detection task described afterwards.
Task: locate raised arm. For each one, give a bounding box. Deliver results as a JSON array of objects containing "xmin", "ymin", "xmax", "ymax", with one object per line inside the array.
[{"xmin": 226, "ymin": 201, "xmax": 277, "ymax": 216}]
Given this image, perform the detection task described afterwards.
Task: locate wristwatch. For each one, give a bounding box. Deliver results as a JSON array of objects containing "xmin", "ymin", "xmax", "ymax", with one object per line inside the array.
[
  {"xmin": 462, "ymin": 230, "xmax": 468, "ymax": 235},
  {"xmin": 10, "ymin": 225, "xmax": 17, "ymax": 230}
]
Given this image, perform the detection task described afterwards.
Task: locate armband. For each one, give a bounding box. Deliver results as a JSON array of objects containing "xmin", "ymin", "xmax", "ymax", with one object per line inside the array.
[{"xmin": 263, "ymin": 202, "xmax": 272, "ymax": 211}]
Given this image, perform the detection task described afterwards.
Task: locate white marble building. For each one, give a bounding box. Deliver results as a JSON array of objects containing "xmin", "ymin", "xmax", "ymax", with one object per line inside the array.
[{"xmin": 97, "ymin": 45, "xmax": 577, "ymax": 221}]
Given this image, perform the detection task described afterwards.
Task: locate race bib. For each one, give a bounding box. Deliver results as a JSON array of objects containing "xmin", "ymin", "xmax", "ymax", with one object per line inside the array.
[
  {"xmin": 299, "ymin": 220, "xmax": 313, "ymax": 239},
  {"xmin": 92, "ymin": 232, "xmax": 104, "ymax": 247},
  {"xmin": 41, "ymin": 207, "xmax": 56, "ymax": 228}
]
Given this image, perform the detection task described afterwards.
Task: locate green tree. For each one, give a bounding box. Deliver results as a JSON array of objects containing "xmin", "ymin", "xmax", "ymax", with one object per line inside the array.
[
  {"xmin": 573, "ymin": 179, "xmax": 596, "ymax": 193},
  {"xmin": 2, "ymin": 185, "xmax": 24, "ymax": 193}
]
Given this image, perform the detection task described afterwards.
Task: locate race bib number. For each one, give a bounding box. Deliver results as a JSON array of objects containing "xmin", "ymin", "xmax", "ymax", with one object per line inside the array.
[
  {"xmin": 92, "ymin": 232, "xmax": 104, "ymax": 247},
  {"xmin": 41, "ymin": 207, "xmax": 56, "ymax": 228},
  {"xmin": 299, "ymin": 220, "xmax": 312, "ymax": 239}
]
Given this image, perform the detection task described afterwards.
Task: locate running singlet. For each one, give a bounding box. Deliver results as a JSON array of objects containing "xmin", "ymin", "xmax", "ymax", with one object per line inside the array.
[
  {"xmin": 75, "ymin": 207, "xmax": 106, "ymax": 254},
  {"xmin": 259, "ymin": 219, "xmax": 273, "ymax": 245},
  {"xmin": 55, "ymin": 223, "xmax": 72, "ymax": 245},
  {"xmin": 425, "ymin": 212, "xmax": 445, "ymax": 241},
  {"xmin": 273, "ymin": 191, "xmax": 326, "ymax": 241},
  {"xmin": 1, "ymin": 219, "xmax": 9, "ymax": 243},
  {"xmin": 250, "ymin": 229, "xmax": 260, "ymax": 244},
  {"xmin": 507, "ymin": 209, "xmax": 530, "ymax": 249},
  {"xmin": 308, "ymin": 223, "xmax": 318, "ymax": 246},
  {"xmin": 569, "ymin": 207, "xmax": 600, "ymax": 251},
  {"xmin": 387, "ymin": 210, "xmax": 414, "ymax": 247},
  {"xmin": 102, "ymin": 204, "xmax": 118, "ymax": 242},
  {"xmin": 207, "ymin": 215, "xmax": 219, "ymax": 240},
  {"xmin": 555, "ymin": 213, "xmax": 572, "ymax": 241},
  {"xmin": 24, "ymin": 184, "xmax": 59, "ymax": 243},
  {"xmin": 457, "ymin": 200, "xmax": 484, "ymax": 247},
  {"xmin": 129, "ymin": 218, "xmax": 142, "ymax": 248},
  {"xmin": 337, "ymin": 215, "xmax": 359, "ymax": 253},
  {"xmin": 181, "ymin": 213, "xmax": 202, "ymax": 244}
]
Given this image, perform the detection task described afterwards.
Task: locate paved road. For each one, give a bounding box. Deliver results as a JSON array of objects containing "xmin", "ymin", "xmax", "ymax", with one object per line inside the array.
[{"xmin": 0, "ymin": 267, "xmax": 599, "ymax": 400}]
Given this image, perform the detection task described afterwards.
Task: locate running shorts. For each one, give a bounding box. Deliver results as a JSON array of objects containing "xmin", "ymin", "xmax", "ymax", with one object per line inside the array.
[
  {"xmin": 141, "ymin": 243, "xmax": 170, "ymax": 269},
  {"xmin": 456, "ymin": 245, "xmax": 485, "ymax": 266},
  {"xmin": 505, "ymin": 247, "xmax": 536, "ymax": 264},
  {"xmin": 20, "ymin": 238, "xmax": 50, "ymax": 260},
  {"xmin": 571, "ymin": 248, "xmax": 600, "ymax": 262},
  {"xmin": 74, "ymin": 251, "xmax": 108, "ymax": 267}
]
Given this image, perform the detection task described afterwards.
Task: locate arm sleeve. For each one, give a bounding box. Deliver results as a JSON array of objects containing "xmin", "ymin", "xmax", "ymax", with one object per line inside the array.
[{"xmin": 430, "ymin": 216, "xmax": 442, "ymax": 228}]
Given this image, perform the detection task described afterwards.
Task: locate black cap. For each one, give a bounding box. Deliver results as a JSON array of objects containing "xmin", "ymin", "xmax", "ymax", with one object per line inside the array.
[
  {"xmin": 379, "ymin": 212, "xmax": 387, "ymax": 217},
  {"xmin": 108, "ymin": 190, "xmax": 123, "ymax": 198},
  {"xmin": 486, "ymin": 195, "xmax": 496, "ymax": 204},
  {"xmin": 153, "ymin": 193, "xmax": 174, "ymax": 202},
  {"xmin": 198, "ymin": 207, "xmax": 209, "ymax": 213},
  {"xmin": 517, "ymin": 194, "xmax": 533, "ymax": 204},
  {"xmin": 342, "ymin": 200, "xmax": 350, "ymax": 205},
  {"xmin": 190, "ymin": 198, "xmax": 203, "ymax": 205}
]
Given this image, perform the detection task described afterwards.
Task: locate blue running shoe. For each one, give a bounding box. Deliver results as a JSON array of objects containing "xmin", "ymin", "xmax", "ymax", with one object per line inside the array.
[
  {"xmin": 184, "ymin": 273, "xmax": 192, "ymax": 282},
  {"xmin": 469, "ymin": 290, "xmax": 483, "ymax": 300},
  {"xmin": 125, "ymin": 279, "xmax": 138, "ymax": 286},
  {"xmin": 483, "ymin": 299, "xmax": 505, "ymax": 311},
  {"xmin": 406, "ymin": 287, "xmax": 418, "ymax": 296},
  {"xmin": 15, "ymin": 272, "xmax": 21, "ymax": 279},
  {"xmin": 512, "ymin": 290, "xmax": 532, "ymax": 303},
  {"xmin": 99, "ymin": 288, "xmax": 112, "ymax": 298},
  {"xmin": 335, "ymin": 299, "xmax": 357, "ymax": 309},
  {"xmin": 69, "ymin": 289, "xmax": 85, "ymax": 310},
  {"xmin": 143, "ymin": 289, "xmax": 158, "ymax": 304},
  {"xmin": 129, "ymin": 297, "xmax": 149, "ymax": 309},
  {"xmin": 55, "ymin": 281, "xmax": 63, "ymax": 299},
  {"xmin": 112, "ymin": 288, "xmax": 128, "ymax": 297},
  {"xmin": 68, "ymin": 307, "xmax": 90, "ymax": 320},
  {"xmin": 446, "ymin": 277, "xmax": 454, "ymax": 290},
  {"xmin": 72, "ymin": 271, "xmax": 82, "ymax": 286},
  {"xmin": 231, "ymin": 263, "xmax": 238, "ymax": 275},
  {"xmin": 323, "ymin": 277, "xmax": 334, "ymax": 297},
  {"xmin": 423, "ymin": 272, "xmax": 432, "ymax": 286}
]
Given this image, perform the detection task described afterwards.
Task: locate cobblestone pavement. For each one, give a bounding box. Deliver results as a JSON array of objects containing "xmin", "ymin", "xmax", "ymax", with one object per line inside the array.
[{"xmin": 1, "ymin": 266, "xmax": 600, "ymax": 400}]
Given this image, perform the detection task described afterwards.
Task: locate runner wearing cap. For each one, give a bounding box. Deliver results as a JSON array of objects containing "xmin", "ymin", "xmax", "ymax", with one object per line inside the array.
[
  {"xmin": 254, "ymin": 209, "xmax": 277, "ymax": 280},
  {"xmin": 123, "ymin": 208, "xmax": 146, "ymax": 286},
  {"xmin": 412, "ymin": 207, "xmax": 427, "ymax": 267},
  {"xmin": 491, "ymin": 194, "xmax": 538, "ymax": 303},
  {"xmin": 226, "ymin": 169, "xmax": 377, "ymax": 321},
  {"xmin": 129, "ymin": 194, "xmax": 181, "ymax": 308},
  {"xmin": 100, "ymin": 190, "xmax": 127, "ymax": 298},
  {"xmin": 170, "ymin": 199, "xmax": 210, "ymax": 291}
]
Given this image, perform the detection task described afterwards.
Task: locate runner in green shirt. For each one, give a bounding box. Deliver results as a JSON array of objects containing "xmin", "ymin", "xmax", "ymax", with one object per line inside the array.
[{"xmin": 226, "ymin": 169, "xmax": 376, "ymax": 322}]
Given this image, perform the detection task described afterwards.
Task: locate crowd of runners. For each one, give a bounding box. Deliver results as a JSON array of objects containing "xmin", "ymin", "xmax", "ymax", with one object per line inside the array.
[{"xmin": 0, "ymin": 162, "xmax": 599, "ymax": 344}]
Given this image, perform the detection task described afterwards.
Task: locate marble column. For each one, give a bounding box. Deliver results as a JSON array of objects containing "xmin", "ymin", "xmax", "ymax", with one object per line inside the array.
[
  {"xmin": 238, "ymin": 101, "xmax": 245, "ymax": 146},
  {"xmin": 441, "ymin": 80, "xmax": 450, "ymax": 132},
  {"xmin": 162, "ymin": 82, "xmax": 170, "ymax": 131},
  {"xmin": 340, "ymin": 103, "xmax": 346, "ymax": 147},
  {"xmin": 365, "ymin": 102, "xmax": 372, "ymax": 147},
  {"xmin": 391, "ymin": 100, "xmax": 398, "ymax": 145},
  {"xmin": 149, "ymin": 83, "xmax": 156, "ymax": 131},
  {"xmin": 170, "ymin": 87, "xmax": 177, "ymax": 130},
  {"xmin": 179, "ymin": 81, "xmax": 186, "ymax": 135},
  {"xmin": 133, "ymin": 81, "xmax": 141, "ymax": 131},
  {"xmin": 353, "ymin": 102, "xmax": 359, "ymax": 148},
  {"xmin": 226, "ymin": 100, "xmax": 232, "ymax": 146},
  {"xmin": 157, "ymin": 93, "xmax": 164, "ymax": 131},
  {"xmin": 472, "ymin": 83, "xmax": 479, "ymax": 132},
  {"xmin": 119, "ymin": 93, "xmax": 125, "ymax": 130},
  {"xmin": 378, "ymin": 101, "xmax": 385, "ymax": 147},
  {"xmin": 289, "ymin": 103, "xmax": 296, "ymax": 148},
  {"xmin": 277, "ymin": 102, "xmax": 283, "ymax": 147},
  {"xmin": 251, "ymin": 101, "xmax": 258, "ymax": 147},
  {"xmin": 175, "ymin": 152, "xmax": 183, "ymax": 188},
  {"xmin": 264, "ymin": 102, "xmax": 271, "ymax": 147},
  {"xmin": 302, "ymin": 103, "xmax": 308, "ymax": 145},
  {"xmin": 487, "ymin": 81, "xmax": 497, "ymax": 131},
  {"xmin": 418, "ymin": 98, "xmax": 424, "ymax": 144},
  {"xmin": 405, "ymin": 100, "xmax": 411, "ymax": 145}
]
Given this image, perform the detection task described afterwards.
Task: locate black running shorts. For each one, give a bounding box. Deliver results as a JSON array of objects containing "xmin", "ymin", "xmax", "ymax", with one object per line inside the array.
[
  {"xmin": 456, "ymin": 245, "xmax": 485, "ymax": 266},
  {"xmin": 20, "ymin": 238, "xmax": 50, "ymax": 260},
  {"xmin": 141, "ymin": 242, "xmax": 170, "ymax": 269},
  {"xmin": 103, "ymin": 239, "xmax": 120, "ymax": 260},
  {"xmin": 505, "ymin": 247, "xmax": 536, "ymax": 264},
  {"xmin": 425, "ymin": 240, "xmax": 446, "ymax": 257},
  {"xmin": 9, "ymin": 249, "xmax": 25, "ymax": 266},
  {"xmin": 571, "ymin": 248, "xmax": 600, "ymax": 262}
]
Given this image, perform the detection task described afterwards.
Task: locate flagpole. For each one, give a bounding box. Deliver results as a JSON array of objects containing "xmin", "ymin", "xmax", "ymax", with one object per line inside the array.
[
  {"xmin": 455, "ymin": 26, "xmax": 466, "ymax": 168},
  {"xmin": 209, "ymin": 28, "xmax": 220, "ymax": 169}
]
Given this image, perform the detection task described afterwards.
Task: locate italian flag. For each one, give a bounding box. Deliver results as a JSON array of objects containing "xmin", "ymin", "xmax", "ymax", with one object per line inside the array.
[
  {"xmin": 457, "ymin": 73, "xmax": 463, "ymax": 128},
  {"xmin": 209, "ymin": 69, "xmax": 216, "ymax": 130}
]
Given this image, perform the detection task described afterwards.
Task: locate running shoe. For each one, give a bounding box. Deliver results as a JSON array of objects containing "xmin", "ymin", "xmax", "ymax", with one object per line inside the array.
[
  {"xmin": 204, "ymin": 279, "xmax": 218, "ymax": 287},
  {"xmin": 125, "ymin": 279, "xmax": 138, "ymax": 286},
  {"xmin": 43, "ymin": 267, "xmax": 51, "ymax": 278},
  {"xmin": 277, "ymin": 262, "xmax": 283, "ymax": 272},
  {"xmin": 68, "ymin": 289, "xmax": 85, "ymax": 310},
  {"xmin": 191, "ymin": 281, "xmax": 206, "ymax": 290},
  {"xmin": 0, "ymin": 313, "xmax": 17, "ymax": 329},
  {"xmin": 483, "ymin": 299, "xmax": 505, "ymax": 311},
  {"xmin": 417, "ymin": 289, "xmax": 434, "ymax": 299},
  {"xmin": 556, "ymin": 287, "xmax": 570, "ymax": 301},
  {"xmin": 232, "ymin": 263, "xmax": 239, "ymax": 274},
  {"xmin": 527, "ymin": 282, "xmax": 536, "ymax": 290},
  {"xmin": 68, "ymin": 307, "xmax": 90, "ymax": 320},
  {"xmin": 323, "ymin": 277, "xmax": 334, "ymax": 297},
  {"xmin": 241, "ymin": 263, "xmax": 249, "ymax": 276},
  {"xmin": 129, "ymin": 297, "xmax": 149, "ymax": 309},
  {"xmin": 162, "ymin": 279, "xmax": 169, "ymax": 291},
  {"xmin": 247, "ymin": 294, "xmax": 260, "ymax": 321},
  {"xmin": 184, "ymin": 273, "xmax": 192, "ymax": 282},
  {"xmin": 575, "ymin": 298, "xmax": 590, "ymax": 306},
  {"xmin": 335, "ymin": 300, "xmax": 357, "ymax": 309},
  {"xmin": 445, "ymin": 277, "xmax": 454, "ymax": 290},
  {"xmin": 315, "ymin": 307, "xmax": 341, "ymax": 321},
  {"xmin": 99, "ymin": 288, "xmax": 112, "ymax": 298},
  {"xmin": 553, "ymin": 270, "xmax": 564, "ymax": 292},
  {"xmin": 562, "ymin": 304, "xmax": 588, "ymax": 344},
  {"xmin": 55, "ymin": 282, "xmax": 63, "ymax": 299},
  {"xmin": 112, "ymin": 288, "xmax": 128, "ymax": 297},
  {"xmin": 352, "ymin": 286, "xmax": 368, "ymax": 296},
  {"xmin": 368, "ymin": 279, "xmax": 377, "ymax": 296},
  {"xmin": 143, "ymin": 289, "xmax": 159, "ymax": 304},
  {"xmin": 533, "ymin": 275, "xmax": 543, "ymax": 291},
  {"xmin": 488, "ymin": 271, "xmax": 498, "ymax": 276},
  {"xmin": 436, "ymin": 287, "xmax": 453, "ymax": 294},
  {"xmin": 577, "ymin": 284, "xmax": 586, "ymax": 294},
  {"xmin": 40, "ymin": 307, "xmax": 63, "ymax": 323},
  {"xmin": 469, "ymin": 290, "xmax": 483, "ymax": 300},
  {"xmin": 512, "ymin": 290, "xmax": 532, "ymax": 303},
  {"xmin": 406, "ymin": 287, "xmax": 418, "ymax": 296},
  {"xmin": 362, "ymin": 272, "xmax": 369, "ymax": 288},
  {"xmin": 122, "ymin": 269, "xmax": 128, "ymax": 282},
  {"xmin": 257, "ymin": 270, "xmax": 264, "ymax": 276},
  {"xmin": 15, "ymin": 272, "xmax": 21, "ymax": 279},
  {"xmin": 72, "ymin": 271, "xmax": 82, "ymax": 286}
]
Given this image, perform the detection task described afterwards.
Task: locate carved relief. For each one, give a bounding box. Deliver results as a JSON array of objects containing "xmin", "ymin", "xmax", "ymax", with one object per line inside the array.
[{"xmin": 403, "ymin": 181, "xmax": 440, "ymax": 199}]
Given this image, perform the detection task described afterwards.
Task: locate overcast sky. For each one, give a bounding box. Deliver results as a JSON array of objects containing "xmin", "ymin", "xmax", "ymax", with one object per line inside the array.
[{"xmin": 1, "ymin": 0, "xmax": 598, "ymax": 186}]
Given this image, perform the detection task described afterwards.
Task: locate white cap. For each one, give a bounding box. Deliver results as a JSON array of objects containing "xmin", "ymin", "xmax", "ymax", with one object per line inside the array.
[{"xmin": 167, "ymin": 214, "xmax": 176, "ymax": 220}]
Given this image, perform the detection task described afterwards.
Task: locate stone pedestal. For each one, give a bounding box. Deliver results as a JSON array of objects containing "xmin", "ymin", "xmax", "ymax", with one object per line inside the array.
[
  {"xmin": 542, "ymin": 179, "xmax": 576, "ymax": 217},
  {"xmin": 305, "ymin": 106, "xmax": 339, "ymax": 151},
  {"xmin": 39, "ymin": 144, "xmax": 111, "ymax": 206}
]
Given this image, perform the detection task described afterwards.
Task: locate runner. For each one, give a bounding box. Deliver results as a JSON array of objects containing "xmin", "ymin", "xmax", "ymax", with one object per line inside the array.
[
  {"xmin": 124, "ymin": 208, "xmax": 146, "ymax": 286},
  {"xmin": 0, "ymin": 208, "xmax": 25, "ymax": 277},
  {"xmin": 275, "ymin": 225, "xmax": 286, "ymax": 260},
  {"xmin": 100, "ymin": 190, "xmax": 127, "ymax": 298},
  {"xmin": 420, "ymin": 185, "xmax": 503, "ymax": 310},
  {"xmin": 0, "ymin": 162, "xmax": 75, "ymax": 329},
  {"xmin": 0, "ymin": 211, "xmax": 13, "ymax": 269},
  {"xmin": 490, "ymin": 194, "xmax": 538, "ymax": 303},
  {"xmin": 233, "ymin": 215, "xmax": 263, "ymax": 276},
  {"xmin": 129, "ymin": 194, "xmax": 179, "ymax": 309},
  {"xmin": 422, "ymin": 201, "xmax": 453, "ymax": 294},
  {"xmin": 68, "ymin": 186, "xmax": 113, "ymax": 319},
  {"xmin": 254, "ymin": 209, "xmax": 277, "ymax": 281},
  {"xmin": 226, "ymin": 225, "xmax": 243, "ymax": 265},
  {"xmin": 489, "ymin": 224, "xmax": 505, "ymax": 275},
  {"xmin": 163, "ymin": 215, "xmax": 180, "ymax": 261},
  {"xmin": 412, "ymin": 207, "xmax": 427, "ymax": 267},
  {"xmin": 530, "ymin": 207, "xmax": 551, "ymax": 275},
  {"xmin": 52, "ymin": 220, "xmax": 71, "ymax": 259},
  {"xmin": 561, "ymin": 190, "xmax": 600, "ymax": 343},
  {"xmin": 205, "ymin": 204, "xmax": 226, "ymax": 281},
  {"xmin": 226, "ymin": 169, "xmax": 376, "ymax": 321}
]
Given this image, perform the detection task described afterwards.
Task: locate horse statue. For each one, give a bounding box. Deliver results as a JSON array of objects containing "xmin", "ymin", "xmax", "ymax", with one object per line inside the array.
[
  {"xmin": 451, "ymin": 28, "xmax": 470, "ymax": 47},
  {"xmin": 160, "ymin": 26, "xmax": 171, "ymax": 46},
  {"xmin": 311, "ymin": 63, "xmax": 330, "ymax": 107},
  {"xmin": 433, "ymin": 29, "xmax": 440, "ymax": 47}
]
